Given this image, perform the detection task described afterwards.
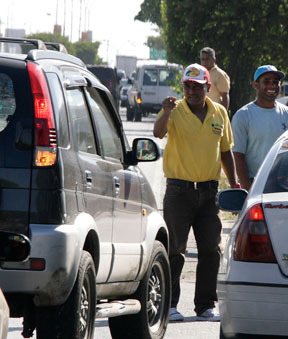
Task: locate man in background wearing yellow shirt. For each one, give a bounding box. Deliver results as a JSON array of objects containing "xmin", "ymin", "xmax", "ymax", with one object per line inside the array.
[
  {"xmin": 153, "ymin": 63, "xmax": 239, "ymax": 322},
  {"xmin": 200, "ymin": 47, "xmax": 230, "ymax": 110}
]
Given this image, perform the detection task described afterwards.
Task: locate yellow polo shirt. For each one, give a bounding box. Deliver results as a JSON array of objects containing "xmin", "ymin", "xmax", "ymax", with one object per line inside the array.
[
  {"xmin": 157, "ymin": 97, "xmax": 233, "ymax": 182},
  {"xmin": 207, "ymin": 65, "xmax": 230, "ymax": 104}
]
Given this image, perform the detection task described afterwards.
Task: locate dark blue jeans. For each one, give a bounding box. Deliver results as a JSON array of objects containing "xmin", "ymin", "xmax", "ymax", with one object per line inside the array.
[{"xmin": 164, "ymin": 182, "xmax": 222, "ymax": 315}]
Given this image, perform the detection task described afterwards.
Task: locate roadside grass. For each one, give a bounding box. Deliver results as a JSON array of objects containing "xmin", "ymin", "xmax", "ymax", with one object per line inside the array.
[{"xmin": 219, "ymin": 171, "xmax": 237, "ymax": 221}]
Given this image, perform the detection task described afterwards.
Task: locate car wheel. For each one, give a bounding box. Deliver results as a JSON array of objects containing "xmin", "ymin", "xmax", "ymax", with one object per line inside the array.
[
  {"xmin": 36, "ymin": 251, "xmax": 96, "ymax": 339},
  {"xmin": 108, "ymin": 241, "xmax": 171, "ymax": 339},
  {"xmin": 126, "ymin": 105, "xmax": 134, "ymax": 121}
]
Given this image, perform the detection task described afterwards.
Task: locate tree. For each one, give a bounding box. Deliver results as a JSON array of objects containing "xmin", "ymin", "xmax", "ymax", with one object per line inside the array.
[
  {"xmin": 146, "ymin": 36, "xmax": 166, "ymax": 50},
  {"xmin": 161, "ymin": 0, "xmax": 288, "ymax": 114},
  {"xmin": 25, "ymin": 33, "xmax": 103, "ymax": 65},
  {"xmin": 73, "ymin": 41, "xmax": 102, "ymax": 65},
  {"xmin": 138, "ymin": 0, "xmax": 288, "ymax": 114},
  {"xmin": 135, "ymin": 0, "xmax": 163, "ymax": 27},
  {"xmin": 25, "ymin": 33, "xmax": 75, "ymax": 55}
]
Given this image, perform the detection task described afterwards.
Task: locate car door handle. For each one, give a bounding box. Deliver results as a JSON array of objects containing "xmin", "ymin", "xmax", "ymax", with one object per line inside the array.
[
  {"xmin": 85, "ymin": 170, "xmax": 92, "ymax": 184},
  {"xmin": 113, "ymin": 176, "xmax": 120, "ymax": 197}
]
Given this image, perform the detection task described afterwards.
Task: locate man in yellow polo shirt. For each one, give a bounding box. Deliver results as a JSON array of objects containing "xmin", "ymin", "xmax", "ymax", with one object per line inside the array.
[
  {"xmin": 153, "ymin": 63, "xmax": 239, "ymax": 322},
  {"xmin": 200, "ymin": 47, "xmax": 230, "ymax": 110}
]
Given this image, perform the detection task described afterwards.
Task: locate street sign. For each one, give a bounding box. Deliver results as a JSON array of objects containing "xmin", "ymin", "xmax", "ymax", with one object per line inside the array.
[{"xmin": 150, "ymin": 48, "xmax": 167, "ymax": 60}]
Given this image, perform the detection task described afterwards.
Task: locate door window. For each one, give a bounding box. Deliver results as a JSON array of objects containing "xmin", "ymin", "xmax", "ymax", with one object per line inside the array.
[
  {"xmin": 66, "ymin": 88, "xmax": 96, "ymax": 154},
  {"xmin": 86, "ymin": 87, "xmax": 123, "ymax": 161}
]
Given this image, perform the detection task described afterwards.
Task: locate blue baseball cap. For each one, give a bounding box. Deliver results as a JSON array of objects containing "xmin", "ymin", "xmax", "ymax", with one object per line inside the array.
[{"xmin": 254, "ymin": 65, "xmax": 285, "ymax": 82}]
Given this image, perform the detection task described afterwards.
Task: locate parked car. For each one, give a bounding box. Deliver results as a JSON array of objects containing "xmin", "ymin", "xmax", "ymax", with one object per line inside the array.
[
  {"xmin": 127, "ymin": 60, "xmax": 182, "ymax": 121},
  {"xmin": 0, "ymin": 37, "xmax": 171, "ymax": 339},
  {"xmin": 276, "ymin": 95, "xmax": 288, "ymax": 106},
  {"xmin": 87, "ymin": 65, "xmax": 120, "ymax": 108},
  {"xmin": 0, "ymin": 231, "xmax": 31, "ymax": 339},
  {"xmin": 217, "ymin": 130, "xmax": 288, "ymax": 338}
]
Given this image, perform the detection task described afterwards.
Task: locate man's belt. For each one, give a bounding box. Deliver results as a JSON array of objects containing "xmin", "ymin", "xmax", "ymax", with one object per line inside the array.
[{"xmin": 167, "ymin": 178, "xmax": 218, "ymax": 190}]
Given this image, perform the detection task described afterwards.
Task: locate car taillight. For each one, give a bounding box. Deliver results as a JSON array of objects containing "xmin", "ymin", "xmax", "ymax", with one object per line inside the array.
[
  {"xmin": 234, "ymin": 203, "xmax": 276, "ymax": 263},
  {"xmin": 27, "ymin": 62, "xmax": 57, "ymax": 167},
  {"xmin": 137, "ymin": 92, "xmax": 142, "ymax": 104}
]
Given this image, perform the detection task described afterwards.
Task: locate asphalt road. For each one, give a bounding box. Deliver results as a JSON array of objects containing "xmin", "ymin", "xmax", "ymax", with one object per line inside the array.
[{"xmin": 7, "ymin": 108, "xmax": 234, "ymax": 339}]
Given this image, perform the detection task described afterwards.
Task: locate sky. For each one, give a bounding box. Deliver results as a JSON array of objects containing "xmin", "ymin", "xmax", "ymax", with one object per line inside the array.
[{"xmin": 0, "ymin": 0, "xmax": 159, "ymax": 66}]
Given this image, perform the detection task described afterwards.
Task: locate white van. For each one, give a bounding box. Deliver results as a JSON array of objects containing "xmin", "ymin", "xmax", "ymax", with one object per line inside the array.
[{"xmin": 127, "ymin": 60, "xmax": 182, "ymax": 121}]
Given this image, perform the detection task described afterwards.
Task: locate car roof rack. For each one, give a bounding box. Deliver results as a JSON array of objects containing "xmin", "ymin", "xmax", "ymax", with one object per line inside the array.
[
  {"xmin": 0, "ymin": 37, "xmax": 85, "ymax": 68},
  {"xmin": 27, "ymin": 49, "xmax": 86, "ymax": 68},
  {"xmin": 44, "ymin": 42, "xmax": 68, "ymax": 54},
  {"xmin": 0, "ymin": 37, "xmax": 47, "ymax": 50}
]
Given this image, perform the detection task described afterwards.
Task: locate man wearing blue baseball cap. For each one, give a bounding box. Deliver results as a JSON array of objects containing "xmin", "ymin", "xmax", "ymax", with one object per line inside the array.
[{"xmin": 232, "ymin": 64, "xmax": 288, "ymax": 190}]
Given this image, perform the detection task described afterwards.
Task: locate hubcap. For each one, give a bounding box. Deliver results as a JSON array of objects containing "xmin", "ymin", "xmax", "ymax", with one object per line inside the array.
[
  {"xmin": 147, "ymin": 262, "xmax": 165, "ymax": 330},
  {"xmin": 80, "ymin": 278, "xmax": 90, "ymax": 338}
]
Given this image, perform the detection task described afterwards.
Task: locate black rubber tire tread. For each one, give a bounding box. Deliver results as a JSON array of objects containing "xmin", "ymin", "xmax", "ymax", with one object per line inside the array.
[
  {"xmin": 36, "ymin": 251, "xmax": 96, "ymax": 339},
  {"xmin": 108, "ymin": 241, "xmax": 171, "ymax": 339}
]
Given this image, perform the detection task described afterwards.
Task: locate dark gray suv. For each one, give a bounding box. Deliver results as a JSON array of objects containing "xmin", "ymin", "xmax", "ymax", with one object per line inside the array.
[{"xmin": 0, "ymin": 38, "xmax": 170, "ymax": 339}]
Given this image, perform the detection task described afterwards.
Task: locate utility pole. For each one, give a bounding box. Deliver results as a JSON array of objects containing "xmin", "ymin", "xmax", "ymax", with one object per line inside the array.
[
  {"xmin": 63, "ymin": 0, "xmax": 66, "ymax": 37},
  {"xmin": 79, "ymin": 0, "xmax": 83, "ymax": 41},
  {"xmin": 54, "ymin": 0, "xmax": 59, "ymax": 41},
  {"xmin": 70, "ymin": 0, "xmax": 73, "ymax": 42}
]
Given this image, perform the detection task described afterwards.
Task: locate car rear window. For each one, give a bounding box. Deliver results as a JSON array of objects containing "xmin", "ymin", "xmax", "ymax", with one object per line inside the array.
[
  {"xmin": 264, "ymin": 141, "xmax": 288, "ymax": 193},
  {"xmin": 0, "ymin": 73, "xmax": 16, "ymax": 131},
  {"xmin": 0, "ymin": 62, "xmax": 33, "ymax": 167},
  {"xmin": 159, "ymin": 69, "xmax": 177, "ymax": 86},
  {"xmin": 143, "ymin": 69, "xmax": 158, "ymax": 86}
]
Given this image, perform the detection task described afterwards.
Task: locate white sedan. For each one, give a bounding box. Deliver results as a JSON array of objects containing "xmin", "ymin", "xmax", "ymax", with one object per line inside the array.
[{"xmin": 217, "ymin": 130, "xmax": 288, "ymax": 338}]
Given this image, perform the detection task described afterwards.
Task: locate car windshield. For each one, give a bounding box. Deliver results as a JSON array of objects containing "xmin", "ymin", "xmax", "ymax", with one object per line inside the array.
[
  {"xmin": 264, "ymin": 140, "xmax": 288, "ymax": 193},
  {"xmin": 159, "ymin": 69, "xmax": 176, "ymax": 86}
]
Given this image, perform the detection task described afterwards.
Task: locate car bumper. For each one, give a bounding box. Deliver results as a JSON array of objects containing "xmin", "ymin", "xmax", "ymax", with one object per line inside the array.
[
  {"xmin": 0, "ymin": 223, "xmax": 83, "ymax": 306},
  {"xmin": 218, "ymin": 279, "xmax": 288, "ymax": 336}
]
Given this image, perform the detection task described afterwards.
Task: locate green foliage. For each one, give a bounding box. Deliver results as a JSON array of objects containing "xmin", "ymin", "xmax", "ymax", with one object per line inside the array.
[
  {"xmin": 73, "ymin": 41, "xmax": 102, "ymax": 65},
  {"xmin": 139, "ymin": 0, "xmax": 288, "ymax": 114},
  {"xmin": 146, "ymin": 36, "xmax": 166, "ymax": 50},
  {"xmin": 25, "ymin": 33, "xmax": 75, "ymax": 54},
  {"xmin": 135, "ymin": 0, "xmax": 163, "ymax": 27},
  {"xmin": 25, "ymin": 33, "xmax": 103, "ymax": 65},
  {"xmin": 167, "ymin": 69, "xmax": 183, "ymax": 95}
]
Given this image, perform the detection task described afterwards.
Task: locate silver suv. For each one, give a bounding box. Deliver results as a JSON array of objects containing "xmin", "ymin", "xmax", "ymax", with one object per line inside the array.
[{"xmin": 0, "ymin": 38, "xmax": 170, "ymax": 339}]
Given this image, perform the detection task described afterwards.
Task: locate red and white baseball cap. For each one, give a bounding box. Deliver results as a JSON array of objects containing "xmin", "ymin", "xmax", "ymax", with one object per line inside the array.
[{"xmin": 182, "ymin": 63, "xmax": 210, "ymax": 84}]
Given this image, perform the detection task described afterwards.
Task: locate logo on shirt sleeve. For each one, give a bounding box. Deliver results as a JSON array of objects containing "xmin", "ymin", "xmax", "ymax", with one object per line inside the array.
[{"xmin": 211, "ymin": 123, "xmax": 223, "ymax": 135}]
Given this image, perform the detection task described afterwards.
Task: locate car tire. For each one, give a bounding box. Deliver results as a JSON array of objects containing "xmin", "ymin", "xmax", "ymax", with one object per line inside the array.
[
  {"xmin": 126, "ymin": 105, "xmax": 134, "ymax": 121},
  {"xmin": 36, "ymin": 251, "xmax": 96, "ymax": 339},
  {"xmin": 108, "ymin": 241, "xmax": 171, "ymax": 339}
]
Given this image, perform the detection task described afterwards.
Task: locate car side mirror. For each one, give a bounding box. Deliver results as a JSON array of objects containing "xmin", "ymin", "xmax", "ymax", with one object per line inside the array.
[
  {"xmin": 0, "ymin": 231, "xmax": 30, "ymax": 261},
  {"xmin": 216, "ymin": 189, "xmax": 248, "ymax": 213},
  {"xmin": 126, "ymin": 138, "xmax": 160, "ymax": 165}
]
